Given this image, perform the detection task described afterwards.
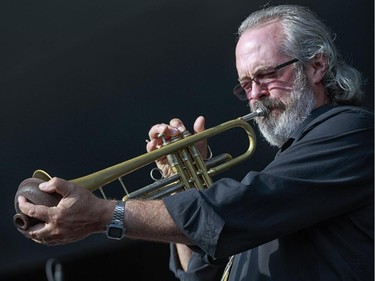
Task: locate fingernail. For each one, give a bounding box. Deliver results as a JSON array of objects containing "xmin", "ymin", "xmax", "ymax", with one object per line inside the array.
[{"xmin": 39, "ymin": 182, "xmax": 47, "ymax": 189}]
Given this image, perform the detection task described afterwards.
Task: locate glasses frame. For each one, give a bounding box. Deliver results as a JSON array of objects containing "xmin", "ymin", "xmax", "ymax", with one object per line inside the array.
[{"xmin": 233, "ymin": 58, "xmax": 299, "ymax": 101}]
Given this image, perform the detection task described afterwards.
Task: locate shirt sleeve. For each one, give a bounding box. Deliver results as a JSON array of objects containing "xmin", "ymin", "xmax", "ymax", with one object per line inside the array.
[
  {"xmin": 169, "ymin": 243, "xmax": 227, "ymax": 281},
  {"xmin": 163, "ymin": 106, "xmax": 374, "ymax": 259}
]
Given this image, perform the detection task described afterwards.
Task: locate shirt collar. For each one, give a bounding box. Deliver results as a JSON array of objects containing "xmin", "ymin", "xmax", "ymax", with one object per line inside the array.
[{"xmin": 279, "ymin": 104, "xmax": 335, "ymax": 152}]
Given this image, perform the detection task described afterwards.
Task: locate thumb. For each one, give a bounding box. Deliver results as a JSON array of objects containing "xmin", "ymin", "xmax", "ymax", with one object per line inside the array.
[
  {"xmin": 193, "ymin": 116, "xmax": 205, "ymax": 134},
  {"xmin": 193, "ymin": 116, "xmax": 209, "ymax": 158},
  {"xmin": 39, "ymin": 177, "xmax": 72, "ymax": 197}
]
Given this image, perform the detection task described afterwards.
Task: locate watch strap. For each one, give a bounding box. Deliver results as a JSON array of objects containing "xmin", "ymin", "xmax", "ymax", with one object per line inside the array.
[
  {"xmin": 112, "ymin": 200, "xmax": 125, "ymax": 223},
  {"xmin": 106, "ymin": 200, "xmax": 126, "ymax": 240}
]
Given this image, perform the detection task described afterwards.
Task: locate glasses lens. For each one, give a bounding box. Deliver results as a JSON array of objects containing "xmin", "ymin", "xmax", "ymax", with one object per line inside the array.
[{"xmin": 233, "ymin": 84, "xmax": 248, "ymax": 101}]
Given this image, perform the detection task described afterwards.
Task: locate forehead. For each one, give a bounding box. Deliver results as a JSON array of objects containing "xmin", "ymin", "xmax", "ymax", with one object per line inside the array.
[{"xmin": 235, "ymin": 21, "xmax": 284, "ymax": 73}]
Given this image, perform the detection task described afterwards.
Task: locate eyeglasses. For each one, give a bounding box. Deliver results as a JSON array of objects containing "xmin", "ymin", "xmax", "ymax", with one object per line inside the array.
[{"xmin": 233, "ymin": 58, "xmax": 299, "ymax": 101}]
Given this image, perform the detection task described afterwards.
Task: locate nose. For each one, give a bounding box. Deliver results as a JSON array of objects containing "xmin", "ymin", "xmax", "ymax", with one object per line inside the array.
[{"xmin": 246, "ymin": 81, "xmax": 269, "ymax": 101}]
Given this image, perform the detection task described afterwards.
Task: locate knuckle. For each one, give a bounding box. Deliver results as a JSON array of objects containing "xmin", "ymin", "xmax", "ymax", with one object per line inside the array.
[
  {"xmin": 149, "ymin": 124, "xmax": 163, "ymax": 138},
  {"xmin": 50, "ymin": 213, "xmax": 58, "ymax": 225},
  {"xmin": 26, "ymin": 206, "xmax": 36, "ymax": 217},
  {"xmin": 146, "ymin": 140, "xmax": 157, "ymax": 152},
  {"xmin": 49, "ymin": 177, "xmax": 59, "ymax": 185},
  {"xmin": 49, "ymin": 208, "xmax": 61, "ymax": 225}
]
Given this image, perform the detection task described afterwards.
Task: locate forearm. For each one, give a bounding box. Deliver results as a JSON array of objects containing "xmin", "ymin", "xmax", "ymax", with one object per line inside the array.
[
  {"xmin": 16, "ymin": 178, "xmax": 191, "ymax": 246},
  {"xmin": 124, "ymin": 199, "xmax": 191, "ymax": 244}
]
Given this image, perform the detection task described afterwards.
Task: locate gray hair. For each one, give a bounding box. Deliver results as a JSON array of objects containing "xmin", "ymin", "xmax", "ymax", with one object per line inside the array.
[{"xmin": 238, "ymin": 5, "xmax": 364, "ymax": 105}]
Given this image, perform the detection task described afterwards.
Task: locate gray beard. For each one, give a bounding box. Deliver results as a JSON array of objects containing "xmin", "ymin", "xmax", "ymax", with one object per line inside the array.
[{"xmin": 250, "ymin": 73, "xmax": 316, "ymax": 148}]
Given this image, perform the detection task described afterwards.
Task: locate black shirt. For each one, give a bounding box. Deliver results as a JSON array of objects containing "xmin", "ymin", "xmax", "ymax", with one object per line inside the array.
[{"xmin": 164, "ymin": 105, "xmax": 374, "ymax": 281}]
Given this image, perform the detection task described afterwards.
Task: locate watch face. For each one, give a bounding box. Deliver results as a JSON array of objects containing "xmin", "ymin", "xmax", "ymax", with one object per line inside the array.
[{"xmin": 108, "ymin": 226, "xmax": 123, "ymax": 239}]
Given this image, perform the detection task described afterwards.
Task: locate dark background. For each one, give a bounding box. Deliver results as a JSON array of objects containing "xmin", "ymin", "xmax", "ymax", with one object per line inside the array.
[{"xmin": 0, "ymin": 0, "xmax": 373, "ymax": 280}]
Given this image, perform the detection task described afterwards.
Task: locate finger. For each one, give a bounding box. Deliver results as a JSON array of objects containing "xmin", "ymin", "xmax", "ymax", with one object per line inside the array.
[
  {"xmin": 148, "ymin": 124, "xmax": 178, "ymax": 139},
  {"xmin": 169, "ymin": 118, "xmax": 186, "ymax": 132},
  {"xmin": 40, "ymin": 177, "xmax": 73, "ymax": 197},
  {"xmin": 28, "ymin": 223, "xmax": 54, "ymax": 244},
  {"xmin": 148, "ymin": 124, "xmax": 164, "ymax": 140},
  {"xmin": 28, "ymin": 222, "xmax": 47, "ymax": 240},
  {"xmin": 147, "ymin": 124, "xmax": 168, "ymax": 151},
  {"xmin": 146, "ymin": 139, "xmax": 159, "ymax": 152},
  {"xmin": 193, "ymin": 116, "xmax": 206, "ymax": 133},
  {"xmin": 18, "ymin": 196, "xmax": 51, "ymax": 223},
  {"xmin": 148, "ymin": 123, "xmax": 180, "ymax": 141},
  {"xmin": 17, "ymin": 223, "xmax": 45, "ymax": 240},
  {"xmin": 193, "ymin": 116, "xmax": 208, "ymax": 157}
]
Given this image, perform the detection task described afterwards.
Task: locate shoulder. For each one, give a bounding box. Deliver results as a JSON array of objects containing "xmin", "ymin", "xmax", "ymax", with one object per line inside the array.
[
  {"xmin": 317, "ymin": 105, "xmax": 372, "ymax": 124},
  {"xmin": 323, "ymin": 106, "xmax": 373, "ymax": 120},
  {"xmin": 301, "ymin": 106, "xmax": 373, "ymax": 138}
]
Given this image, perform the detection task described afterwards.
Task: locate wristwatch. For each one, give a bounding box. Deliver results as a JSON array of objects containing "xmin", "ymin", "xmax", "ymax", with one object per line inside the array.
[{"xmin": 106, "ymin": 200, "xmax": 126, "ymax": 240}]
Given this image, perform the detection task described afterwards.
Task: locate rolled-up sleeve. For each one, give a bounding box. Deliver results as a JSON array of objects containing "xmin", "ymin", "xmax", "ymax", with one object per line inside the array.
[{"xmin": 163, "ymin": 188, "xmax": 225, "ymax": 257}]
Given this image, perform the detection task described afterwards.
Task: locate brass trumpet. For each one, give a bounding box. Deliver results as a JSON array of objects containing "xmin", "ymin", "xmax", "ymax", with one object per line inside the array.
[{"xmin": 13, "ymin": 108, "xmax": 267, "ymax": 230}]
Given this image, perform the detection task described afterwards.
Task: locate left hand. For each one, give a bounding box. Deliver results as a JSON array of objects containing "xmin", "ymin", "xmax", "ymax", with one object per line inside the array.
[{"xmin": 17, "ymin": 177, "xmax": 115, "ymax": 245}]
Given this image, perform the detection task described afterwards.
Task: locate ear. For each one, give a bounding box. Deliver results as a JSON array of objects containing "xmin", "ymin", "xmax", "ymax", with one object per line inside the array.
[{"xmin": 307, "ymin": 53, "xmax": 328, "ymax": 84}]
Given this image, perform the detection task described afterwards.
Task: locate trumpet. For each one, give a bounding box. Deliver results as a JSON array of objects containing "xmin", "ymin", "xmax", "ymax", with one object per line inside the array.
[{"xmin": 13, "ymin": 108, "xmax": 267, "ymax": 230}]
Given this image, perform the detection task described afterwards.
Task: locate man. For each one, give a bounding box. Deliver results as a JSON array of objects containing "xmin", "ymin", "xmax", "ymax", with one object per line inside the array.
[{"xmin": 17, "ymin": 5, "xmax": 373, "ymax": 281}]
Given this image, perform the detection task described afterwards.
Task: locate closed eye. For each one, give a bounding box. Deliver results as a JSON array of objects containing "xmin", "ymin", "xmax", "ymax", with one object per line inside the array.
[
  {"xmin": 240, "ymin": 81, "xmax": 252, "ymax": 91},
  {"xmin": 256, "ymin": 70, "xmax": 277, "ymax": 80}
]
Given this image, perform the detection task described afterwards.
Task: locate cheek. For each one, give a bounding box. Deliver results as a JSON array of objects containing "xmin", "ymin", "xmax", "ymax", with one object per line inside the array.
[
  {"xmin": 267, "ymin": 88, "xmax": 290, "ymax": 100},
  {"xmin": 267, "ymin": 76, "xmax": 294, "ymax": 99}
]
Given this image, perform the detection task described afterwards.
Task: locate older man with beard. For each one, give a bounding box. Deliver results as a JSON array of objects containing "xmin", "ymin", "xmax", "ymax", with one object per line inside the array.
[{"xmin": 18, "ymin": 4, "xmax": 373, "ymax": 281}]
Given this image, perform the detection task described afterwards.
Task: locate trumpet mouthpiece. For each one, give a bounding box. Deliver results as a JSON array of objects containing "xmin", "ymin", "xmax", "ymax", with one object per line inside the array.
[
  {"xmin": 255, "ymin": 107, "xmax": 269, "ymax": 117},
  {"xmin": 241, "ymin": 107, "xmax": 269, "ymax": 122}
]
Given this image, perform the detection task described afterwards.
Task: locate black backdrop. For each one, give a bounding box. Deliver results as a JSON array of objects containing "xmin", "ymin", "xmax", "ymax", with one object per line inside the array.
[{"xmin": 0, "ymin": 0, "xmax": 373, "ymax": 280}]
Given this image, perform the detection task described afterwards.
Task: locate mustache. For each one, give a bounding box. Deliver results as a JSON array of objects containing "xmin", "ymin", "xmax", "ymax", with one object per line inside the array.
[{"xmin": 250, "ymin": 98, "xmax": 286, "ymax": 113}]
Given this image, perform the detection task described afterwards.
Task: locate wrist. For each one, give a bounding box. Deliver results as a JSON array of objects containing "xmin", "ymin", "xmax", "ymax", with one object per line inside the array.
[{"xmin": 98, "ymin": 199, "xmax": 117, "ymax": 232}]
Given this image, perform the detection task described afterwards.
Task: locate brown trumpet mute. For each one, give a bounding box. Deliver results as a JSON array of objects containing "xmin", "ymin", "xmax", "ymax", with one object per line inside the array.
[{"xmin": 13, "ymin": 178, "xmax": 61, "ymax": 230}]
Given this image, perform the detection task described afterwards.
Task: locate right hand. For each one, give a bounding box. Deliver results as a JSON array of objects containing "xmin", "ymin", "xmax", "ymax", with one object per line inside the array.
[{"xmin": 146, "ymin": 116, "xmax": 207, "ymax": 178}]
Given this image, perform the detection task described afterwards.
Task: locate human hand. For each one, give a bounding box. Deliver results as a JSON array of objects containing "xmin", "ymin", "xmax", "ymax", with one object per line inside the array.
[
  {"xmin": 176, "ymin": 243, "xmax": 193, "ymax": 271},
  {"xmin": 17, "ymin": 177, "xmax": 115, "ymax": 245},
  {"xmin": 146, "ymin": 116, "xmax": 207, "ymax": 178}
]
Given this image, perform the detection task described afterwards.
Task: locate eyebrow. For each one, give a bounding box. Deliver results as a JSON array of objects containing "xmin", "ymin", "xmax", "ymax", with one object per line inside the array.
[{"xmin": 238, "ymin": 65, "xmax": 274, "ymax": 82}]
